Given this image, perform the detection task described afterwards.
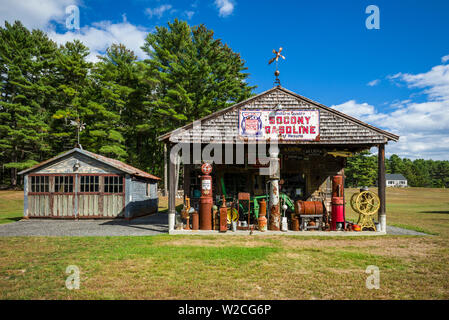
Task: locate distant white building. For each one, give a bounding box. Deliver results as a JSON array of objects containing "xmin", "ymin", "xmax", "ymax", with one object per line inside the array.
[{"xmin": 386, "ymin": 174, "xmax": 408, "ymax": 187}]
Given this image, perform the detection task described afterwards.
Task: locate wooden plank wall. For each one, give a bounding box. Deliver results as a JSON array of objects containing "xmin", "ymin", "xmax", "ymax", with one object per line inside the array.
[
  {"xmin": 52, "ymin": 195, "xmax": 74, "ymax": 217},
  {"xmin": 103, "ymin": 195, "xmax": 124, "ymax": 217},
  {"xmin": 28, "ymin": 195, "xmax": 50, "ymax": 217}
]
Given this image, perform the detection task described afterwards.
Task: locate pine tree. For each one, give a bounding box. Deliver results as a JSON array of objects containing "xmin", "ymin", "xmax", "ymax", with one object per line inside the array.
[
  {"xmin": 87, "ymin": 44, "xmax": 136, "ymax": 160},
  {"xmin": 142, "ymin": 19, "xmax": 255, "ymax": 136},
  {"xmin": 0, "ymin": 21, "xmax": 56, "ymax": 186},
  {"xmin": 49, "ymin": 40, "xmax": 93, "ymax": 153}
]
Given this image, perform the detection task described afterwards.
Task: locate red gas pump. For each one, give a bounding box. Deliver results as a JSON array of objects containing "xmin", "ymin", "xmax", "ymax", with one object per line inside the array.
[
  {"xmin": 199, "ymin": 162, "xmax": 213, "ymax": 230},
  {"xmin": 331, "ymin": 175, "xmax": 345, "ymax": 231}
]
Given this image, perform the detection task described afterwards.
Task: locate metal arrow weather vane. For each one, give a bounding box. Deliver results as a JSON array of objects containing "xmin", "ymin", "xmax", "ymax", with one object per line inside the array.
[
  {"xmin": 70, "ymin": 118, "xmax": 86, "ymax": 149},
  {"xmin": 268, "ymin": 47, "xmax": 285, "ymax": 86}
]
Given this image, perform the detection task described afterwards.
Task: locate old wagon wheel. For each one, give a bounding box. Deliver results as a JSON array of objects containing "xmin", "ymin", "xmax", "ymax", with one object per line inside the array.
[
  {"xmin": 351, "ymin": 191, "xmax": 380, "ymax": 231},
  {"xmin": 355, "ymin": 191, "xmax": 380, "ymax": 216}
]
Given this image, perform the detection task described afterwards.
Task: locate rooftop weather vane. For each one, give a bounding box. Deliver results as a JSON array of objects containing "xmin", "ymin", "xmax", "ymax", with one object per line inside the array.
[
  {"xmin": 268, "ymin": 47, "xmax": 285, "ymax": 86},
  {"xmin": 70, "ymin": 118, "xmax": 86, "ymax": 149}
]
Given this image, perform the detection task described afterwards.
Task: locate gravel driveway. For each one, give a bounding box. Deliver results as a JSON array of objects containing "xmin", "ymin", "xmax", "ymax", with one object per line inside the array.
[
  {"xmin": 0, "ymin": 215, "xmax": 428, "ymax": 237},
  {"xmin": 0, "ymin": 213, "xmax": 168, "ymax": 236},
  {"xmin": 386, "ymin": 225, "xmax": 430, "ymax": 236}
]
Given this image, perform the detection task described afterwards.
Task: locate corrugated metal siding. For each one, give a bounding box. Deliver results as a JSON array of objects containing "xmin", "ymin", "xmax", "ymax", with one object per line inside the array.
[
  {"xmin": 169, "ymin": 89, "xmax": 388, "ymax": 145},
  {"xmin": 127, "ymin": 179, "xmax": 158, "ymax": 218}
]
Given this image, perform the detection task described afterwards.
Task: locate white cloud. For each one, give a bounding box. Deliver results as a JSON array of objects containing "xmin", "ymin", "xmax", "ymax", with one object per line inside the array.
[
  {"xmin": 367, "ymin": 79, "xmax": 380, "ymax": 87},
  {"xmin": 394, "ymin": 64, "xmax": 449, "ymax": 101},
  {"xmin": 0, "ymin": 0, "xmax": 77, "ymax": 29},
  {"xmin": 0, "ymin": 0, "xmax": 150, "ymax": 63},
  {"xmin": 442, "ymin": 55, "xmax": 449, "ymax": 63},
  {"xmin": 215, "ymin": 0, "xmax": 234, "ymax": 17},
  {"xmin": 332, "ymin": 100, "xmax": 376, "ymax": 119},
  {"xmin": 145, "ymin": 4, "xmax": 173, "ymax": 19},
  {"xmin": 332, "ymin": 56, "xmax": 449, "ymax": 160},
  {"xmin": 47, "ymin": 21, "xmax": 149, "ymax": 62}
]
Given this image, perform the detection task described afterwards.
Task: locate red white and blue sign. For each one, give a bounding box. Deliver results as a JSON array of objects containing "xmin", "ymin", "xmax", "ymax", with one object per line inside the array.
[{"xmin": 239, "ymin": 109, "xmax": 320, "ymax": 141}]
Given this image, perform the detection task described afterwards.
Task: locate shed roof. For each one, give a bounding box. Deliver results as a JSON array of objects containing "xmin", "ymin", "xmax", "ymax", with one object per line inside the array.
[
  {"xmin": 18, "ymin": 148, "xmax": 161, "ymax": 180},
  {"xmin": 386, "ymin": 173, "xmax": 407, "ymax": 181},
  {"xmin": 158, "ymin": 86, "xmax": 399, "ymax": 145}
]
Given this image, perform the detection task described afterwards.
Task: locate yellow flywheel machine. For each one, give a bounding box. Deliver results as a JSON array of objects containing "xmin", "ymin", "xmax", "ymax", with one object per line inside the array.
[{"xmin": 350, "ymin": 190, "xmax": 380, "ymax": 231}]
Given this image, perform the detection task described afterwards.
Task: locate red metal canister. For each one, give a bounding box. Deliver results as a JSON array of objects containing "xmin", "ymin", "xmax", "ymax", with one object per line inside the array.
[
  {"xmin": 219, "ymin": 202, "xmax": 227, "ymax": 232},
  {"xmin": 258, "ymin": 199, "xmax": 267, "ymax": 231},
  {"xmin": 191, "ymin": 210, "xmax": 199, "ymax": 230},
  {"xmin": 331, "ymin": 175, "xmax": 345, "ymax": 231},
  {"xmin": 291, "ymin": 214, "xmax": 300, "ymax": 231}
]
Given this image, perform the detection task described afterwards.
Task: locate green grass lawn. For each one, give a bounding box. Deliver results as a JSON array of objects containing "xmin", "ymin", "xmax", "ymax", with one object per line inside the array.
[
  {"xmin": 0, "ymin": 191, "xmax": 24, "ymax": 225},
  {"xmin": 0, "ymin": 188, "xmax": 448, "ymax": 299}
]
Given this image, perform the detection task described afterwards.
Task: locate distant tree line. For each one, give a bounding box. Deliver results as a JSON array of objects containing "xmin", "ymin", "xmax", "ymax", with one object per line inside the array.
[
  {"xmin": 0, "ymin": 20, "xmax": 254, "ymax": 188},
  {"xmin": 345, "ymin": 151, "xmax": 449, "ymax": 188}
]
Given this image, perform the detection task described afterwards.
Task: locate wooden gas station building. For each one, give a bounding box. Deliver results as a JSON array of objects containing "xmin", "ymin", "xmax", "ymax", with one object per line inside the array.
[{"xmin": 159, "ymin": 86, "xmax": 399, "ymax": 233}]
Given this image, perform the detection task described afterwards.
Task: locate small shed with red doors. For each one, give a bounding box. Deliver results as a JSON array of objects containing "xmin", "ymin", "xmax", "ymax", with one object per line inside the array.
[{"xmin": 18, "ymin": 148, "xmax": 160, "ymax": 219}]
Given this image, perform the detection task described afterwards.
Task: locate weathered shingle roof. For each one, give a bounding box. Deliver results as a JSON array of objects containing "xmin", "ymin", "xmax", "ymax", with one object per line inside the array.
[
  {"xmin": 158, "ymin": 86, "xmax": 400, "ymax": 144},
  {"xmin": 386, "ymin": 174, "xmax": 407, "ymax": 181},
  {"xmin": 18, "ymin": 148, "xmax": 160, "ymax": 180}
]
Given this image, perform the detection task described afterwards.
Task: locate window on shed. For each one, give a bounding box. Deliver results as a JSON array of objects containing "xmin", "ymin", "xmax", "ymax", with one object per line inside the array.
[
  {"xmin": 104, "ymin": 176, "xmax": 123, "ymax": 193},
  {"xmin": 80, "ymin": 176, "xmax": 99, "ymax": 192},
  {"xmin": 30, "ymin": 176, "xmax": 49, "ymax": 193},
  {"xmin": 55, "ymin": 176, "xmax": 74, "ymax": 193}
]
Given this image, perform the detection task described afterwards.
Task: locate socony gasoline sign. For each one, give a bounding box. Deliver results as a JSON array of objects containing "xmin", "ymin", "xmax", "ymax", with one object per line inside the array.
[{"xmin": 238, "ymin": 109, "xmax": 320, "ymax": 141}]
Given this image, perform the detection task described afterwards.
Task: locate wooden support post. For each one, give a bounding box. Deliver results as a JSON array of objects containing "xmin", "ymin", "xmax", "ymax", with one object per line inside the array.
[
  {"xmin": 378, "ymin": 144, "xmax": 386, "ymax": 232},
  {"xmin": 168, "ymin": 144, "xmax": 176, "ymax": 232},
  {"xmin": 23, "ymin": 174, "xmax": 29, "ymax": 218},
  {"xmin": 164, "ymin": 144, "xmax": 168, "ymax": 197},
  {"xmin": 174, "ymin": 154, "xmax": 180, "ymax": 197}
]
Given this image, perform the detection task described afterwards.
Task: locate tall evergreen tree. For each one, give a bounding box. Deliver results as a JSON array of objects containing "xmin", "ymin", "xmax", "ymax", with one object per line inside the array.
[
  {"xmin": 142, "ymin": 19, "xmax": 255, "ymax": 136},
  {"xmin": 0, "ymin": 21, "xmax": 57, "ymax": 186},
  {"xmin": 50, "ymin": 40, "xmax": 92, "ymax": 153},
  {"xmin": 87, "ymin": 44, "xmax": 137, "ymax": 160}
]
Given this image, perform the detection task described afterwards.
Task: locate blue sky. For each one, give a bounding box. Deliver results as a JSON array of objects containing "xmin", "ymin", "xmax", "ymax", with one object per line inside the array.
[{"xmin": 1, "ymin": 0, "xmax": 449, "ymax": 159}]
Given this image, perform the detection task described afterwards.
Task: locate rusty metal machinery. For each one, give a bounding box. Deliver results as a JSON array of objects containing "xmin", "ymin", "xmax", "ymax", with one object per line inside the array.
[
  {"xmin": 237, "ymin": 192, "xmax": 251, "ymax": 230},
  {"xmin": 350, "ymin": 190, "xmax": 380, "ymax": 231},
  {"xmin": 295, "ymin": 200, "xmax": 324, "ymax": 215},
  {"xmin": 294, "ymin": 200, "xmax": 325, "ymax": 231}
]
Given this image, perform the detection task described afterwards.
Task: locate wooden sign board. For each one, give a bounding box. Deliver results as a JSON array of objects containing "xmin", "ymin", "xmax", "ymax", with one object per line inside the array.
[{"xmin": 239, "ymin": 109, "xmax": 320, "ymax": 141}]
